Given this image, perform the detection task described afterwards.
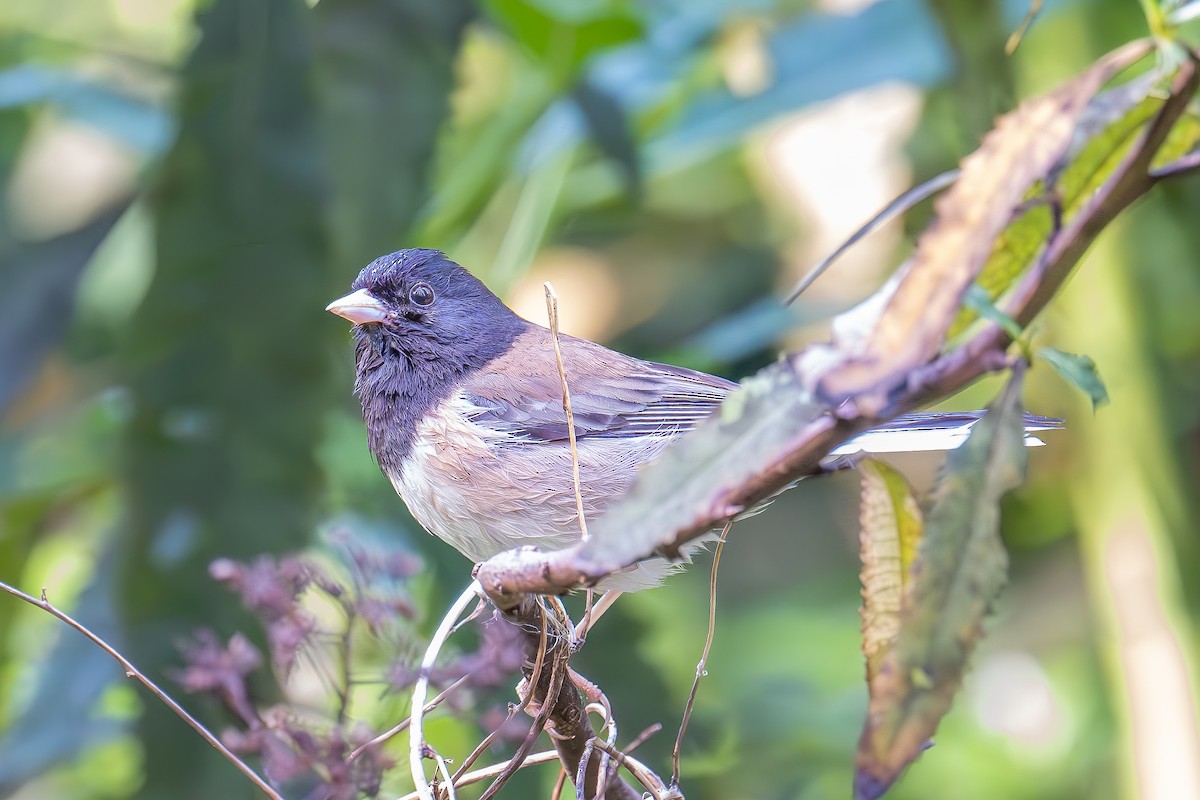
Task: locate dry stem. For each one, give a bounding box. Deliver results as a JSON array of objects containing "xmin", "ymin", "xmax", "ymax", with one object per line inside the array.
[
  {"xmin": 395, "ymin": 751, "xmax": 561, "ymax": 800},
  {"xmin": 671, "ymin": 520, "xmax": 732, "ymax": 787},
  {"xmin": 0, "ymin": 579, "xmax": 283, "ymax": 800}
]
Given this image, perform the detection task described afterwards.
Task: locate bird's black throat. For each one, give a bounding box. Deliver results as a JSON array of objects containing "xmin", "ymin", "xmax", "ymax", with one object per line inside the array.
[{"xmin": 352, "ymin": 307, "xmax": 525, "ymax": 472}]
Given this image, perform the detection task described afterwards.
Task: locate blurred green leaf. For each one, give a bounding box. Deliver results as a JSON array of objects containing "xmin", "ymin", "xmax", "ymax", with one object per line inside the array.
[
  {"xmin": 314, "ymin": 0, "xmax": 474, "ymax": 266},
  {"xmin": 1039, "ymin": 347, "xmax": 1110, "ymax": 410},
  {"xmin": 483, "ymin": 0, "xmax": 642, "ymax": 81},
  {"xmin": 573, "ymin": 78, "xmax": 641, "ymax": 194},
  {"xmin": 114, "ymin": 0, "xmax": 335, "ymax": 794},
  {"xmin": 648, "ymin": 0, "xmax": 950, "ymax": 172},
  {"xmin": 0, "ymin": 65, "xmax": 172, "ymax": 154},
  {"xmin": 962, "ymin": 283, "xmax": 1024, "ymax": 341},
  {"xmin": 0, "ymin": 203, "xmax": 128, "ymax": 415},
  {"xmin": 855, "ymin": 371, "xmax": 1028, "ymax": 800}
]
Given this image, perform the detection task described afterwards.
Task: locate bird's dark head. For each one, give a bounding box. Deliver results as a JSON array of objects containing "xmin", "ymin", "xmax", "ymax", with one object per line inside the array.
[
  {"xmin": 328, "ymin": 248, "xmax": 524, "ymax": 374},
  {"xmin": 326, "ymin": 249, "xmax": 526, "ymax": 464}
]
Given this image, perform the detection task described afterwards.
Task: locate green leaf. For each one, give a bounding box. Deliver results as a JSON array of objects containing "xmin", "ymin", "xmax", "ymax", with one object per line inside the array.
[
  {"xmin": 0, "ymin": 205, "xmax": 128, "ymax": 414},
  {"xmin": 947, "ymin": 72, "xmax": 1190, "ymax": 342},
  {"xmin": 1039, "ymin": 347, "xmax": 1110, "ymax": 410},
  {"xmin": 962, "ymin": 283, "xmax": 1023, "ymax": 340},
  {"xmin": 482, "ymin": 0, "xmax": 642, "ymax": 80},
  {"xmin": 858, "ymin": 459, "xmax": 923, "ymax": 681},
  {"xmin": 855, "ymin": 371, "xmax": 1028, "ymax": 800}
]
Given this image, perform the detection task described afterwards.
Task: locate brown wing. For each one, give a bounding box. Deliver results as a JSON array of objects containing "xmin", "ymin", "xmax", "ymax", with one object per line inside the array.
[{"xmin": 461, "ymin": 325, "xmax": 735, "ymax": 442}]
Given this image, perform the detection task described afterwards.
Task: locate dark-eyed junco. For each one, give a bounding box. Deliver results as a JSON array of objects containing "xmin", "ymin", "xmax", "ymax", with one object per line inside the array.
[{"xmin": 328, "ymin": 249, "xmax": 1058, "ymax": 590}]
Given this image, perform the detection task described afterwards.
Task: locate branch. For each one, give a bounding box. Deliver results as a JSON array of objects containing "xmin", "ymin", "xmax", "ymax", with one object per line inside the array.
[
  {"xmin": 0, "ymin": 580, "xmax": 283, "ymax": 800},
  {"xmin": 473, "ymin": 40, "xmax": 1200, "ymax": 599}
]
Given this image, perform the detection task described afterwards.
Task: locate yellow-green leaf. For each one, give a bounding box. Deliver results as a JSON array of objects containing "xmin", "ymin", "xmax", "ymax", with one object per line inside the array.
[
  {"xmin": 858, "ymin": 459, "xmax": 923, "ymax": 681},
  {"xmin": 948, "ymin": 79, "xmax": 1182, "ymax": 341},
  {"xmin": 854, "ymin": 371, "xmax": 1028, "ymax": 800}
]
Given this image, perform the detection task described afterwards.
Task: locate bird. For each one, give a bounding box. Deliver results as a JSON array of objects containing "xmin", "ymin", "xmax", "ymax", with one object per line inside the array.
[{"xmin": 327, "ymin": 248, "xmax": 1059, "ymax": 591}]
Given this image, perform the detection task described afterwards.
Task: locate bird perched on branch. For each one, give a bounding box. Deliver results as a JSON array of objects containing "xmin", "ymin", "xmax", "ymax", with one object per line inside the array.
[{"xmin": 328, "ymin": 249, "xmax": 1058, "ymax": 591}]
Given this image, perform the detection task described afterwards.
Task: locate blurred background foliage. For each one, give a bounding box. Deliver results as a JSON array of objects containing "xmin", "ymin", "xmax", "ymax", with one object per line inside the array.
[{"xmin": 0, "ymin": 0, "xmax": 1199, "ymax": 798}]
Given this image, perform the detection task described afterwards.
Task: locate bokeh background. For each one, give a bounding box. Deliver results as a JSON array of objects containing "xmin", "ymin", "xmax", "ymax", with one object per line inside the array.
[{"xmin": 2, "ymin": 0, "xmax": 1200, "ymax": 798}]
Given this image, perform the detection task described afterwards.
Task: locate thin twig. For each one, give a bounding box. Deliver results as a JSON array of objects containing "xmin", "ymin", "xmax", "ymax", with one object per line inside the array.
[
  {"xmin": 432, "ymin": 747, "xmax": 458, "ymax": 800},
  {"xmin": 572, "ymin": 589, "xmax": 622, "ymax": 641},
  {"xmin": 409, "ymin": 580, "xmax": 484, "ymax": 800},
  {"xmin": 623, "ymin": 723, "xmax": 663, "ymax": 755},
  {"xmin": 552, "ymin": 768, "xmax": 570, "ymax": 799},
  {"xmin": 582, "ymin": 701, "xmax": 617, "ymax": 800},
  {"xmin": 591, "ymin": 739, "xmax": 671, "ymax": 800},
  {"xmin": 479, "ymin": 601, "xmax": 571, "ymax": 800},
  {"xmin": 1005, "ymin": 0, "xmax": 1043, "ymax": 54},
  {"xmin": 449, "ymin": 594, "xmax": 491, "ymax": 636},
  {"xmin": 671, "ymin": 520, "xmax": 734, "ymax": 788},
  {"xmin": 544, "ymin": 281, "xmax": 589, "ymax": 544},
  {"xmin": 347, "ymin": 674, "xmax": 471, "ymax": 762},
  {"xmin": 452, "ymin": 607, "xmax": 550, "ymax": 782},
  {"xmin": 0, "ymin": 580, "xmax": 283, "ymax": 800},
  {"xmin": 395, "ymin": 750, "xmax": 561, "ymax": 800},
  {"xmin": 783, "ymin": 169, "xmax": 960, "ymax": 305}
]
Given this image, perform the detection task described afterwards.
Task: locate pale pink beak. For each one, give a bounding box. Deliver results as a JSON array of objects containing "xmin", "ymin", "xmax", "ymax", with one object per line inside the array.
[{"xmin": 326, "ymin": 288, "xmax": 389, "ymax": 325}]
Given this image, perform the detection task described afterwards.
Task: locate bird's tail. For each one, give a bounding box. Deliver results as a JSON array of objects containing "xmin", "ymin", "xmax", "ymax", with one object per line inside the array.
[{"xmin": 822, "ymin": 411, "xmax": 1062, "ymax": 468}]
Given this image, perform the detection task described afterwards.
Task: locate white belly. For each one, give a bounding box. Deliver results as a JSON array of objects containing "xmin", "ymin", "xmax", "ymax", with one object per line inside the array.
[{"xmin": 383, "ymin": 392, "xmax": 695, "ymax": 590}]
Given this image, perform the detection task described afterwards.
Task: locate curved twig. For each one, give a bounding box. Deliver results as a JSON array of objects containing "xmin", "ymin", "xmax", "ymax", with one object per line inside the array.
[
  {"xmin": 671, "ymin": 520, "xmax": 732, "ymax": 787},
  {"xmin": 409, "ymin": 580, "xmax": 484, "ymax": 800},
  {"xmin": 0, "ymin": 580, "xmax": 283, "ymax": 800}
]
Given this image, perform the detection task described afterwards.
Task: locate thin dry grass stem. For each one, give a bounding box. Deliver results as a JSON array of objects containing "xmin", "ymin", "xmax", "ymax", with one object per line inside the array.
[
  {"xmin": 671, "ymin": 520, "xmax": 734, "ymax": 789},
  {"xmin": 552, "ymin": 768, "xmax": 570, "ymax": 799},
  {"xmin": 452, "ymin": 603, "xmax": 551, "ymax": 782},
  {"xmin": 0, "ymin": 580, "xmax": 284, "ymax": 800},
  {"xmin": 450, "ymin": 594, "xmax": 491, "ymax": 636},
  {"xmin": 396, "ymin": 751, "xmax": 561, "ymax": 800},
  {"xmin": 347, "ymin": 674, "xmax": 471, "ymax": 762},
  {"xmin": 544, "ymin": 281, "xmax": 589, "ymax": 544},
  {"xmin": 544, "ymin": 281, "xmax": 600, "ymax": 647},
  {"xmin": 431, "ymin": 747, "xmax": 458, "ymax": 800},
  {"xmin": 1006, "ymin": 0, "xmax": 1043, "ymax": 54},
  {"xmin": 545, "ymin": 281, "xmax": 601, "ymax": 646},
  {"xmin": 783, "ymin": 169, "xmax": 960, "ymax": 305},
  {"xmin": 573, "ymin": 589, "xmax": 621, "ymax": 641},
  {"xmin": 409, "ymin": 580, "xmax": 484, "ymax": 800},
  {"xmin": 478, "ymin": 599, "xmax": 572, "ymax": 800},
  {"xmin": 624, "ymin": 723, "xmax": 663, "ymax": 755},
  {"xmin": 591, "ymin": 739, "xmax": 673, "ymax": 800}
]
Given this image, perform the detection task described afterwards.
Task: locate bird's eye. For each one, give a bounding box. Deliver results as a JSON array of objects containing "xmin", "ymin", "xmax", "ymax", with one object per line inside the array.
[{"xmin": 409, "ymin": 282, "xmax": 435, "ymax": 307}]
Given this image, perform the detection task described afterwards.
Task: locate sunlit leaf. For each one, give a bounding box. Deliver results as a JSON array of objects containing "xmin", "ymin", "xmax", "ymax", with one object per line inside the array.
[
  {"xmin": 1039, "ymin": 347, "xmax": 1109, "ymax": 410},
  {"xmin": 818, "ymin": 40, "xmax": 1154, "ymax": 410},
  {"xmin": 854, "ymin": 371, "xmax": 1028, "ymax": 800},
  {"xmin": 948, "ymin": 74, "xmax": 1195, "ymax": 339},
  {"xmin": 858, "ymin": 459, "xmax": 923, "ymax": 680}
]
